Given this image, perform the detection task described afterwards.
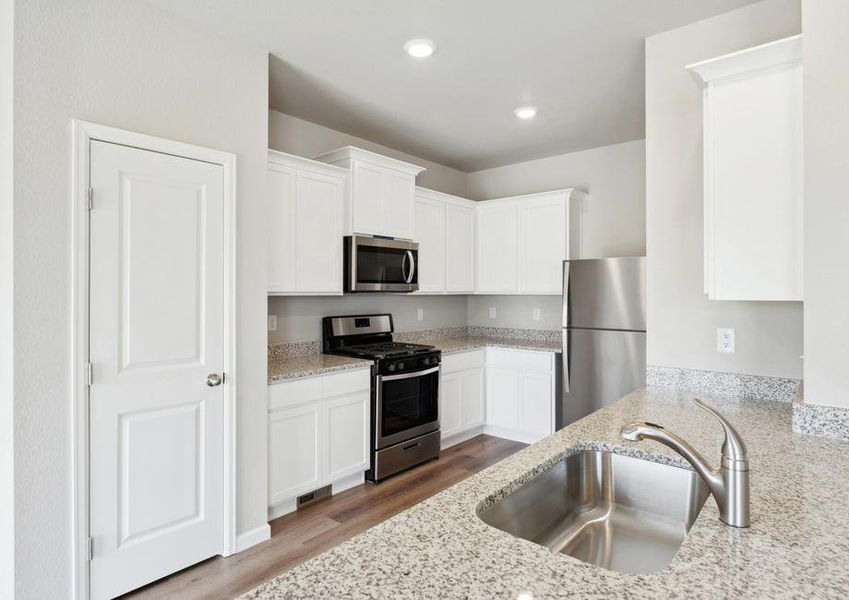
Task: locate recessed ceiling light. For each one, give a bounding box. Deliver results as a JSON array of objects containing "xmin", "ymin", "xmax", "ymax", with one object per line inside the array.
[
  {"xmin": 514, "ymin": 106, "xmax": 538, "ymax": 120},
  {"xmin": 404, "ymin": 38, "xmax": 436, "ymax": 58}
]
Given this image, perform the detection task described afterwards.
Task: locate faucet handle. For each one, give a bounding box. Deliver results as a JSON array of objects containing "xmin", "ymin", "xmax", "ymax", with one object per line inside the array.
[{"xmin": 693, "ymin": 398, "xmax": 748, "ymax": 467}]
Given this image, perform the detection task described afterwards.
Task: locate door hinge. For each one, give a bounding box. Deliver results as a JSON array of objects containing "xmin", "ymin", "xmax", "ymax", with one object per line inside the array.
[
  {"xmin": 85, "ymin": 362, "xmax": 93, "ymax": 387},
  {"xmin": 87, "ymin": 537, "xmax": 94, "ymax": 561},
  {"xmin": 87, "ymin": 187, "xmax": 93, "ymax": 211}
]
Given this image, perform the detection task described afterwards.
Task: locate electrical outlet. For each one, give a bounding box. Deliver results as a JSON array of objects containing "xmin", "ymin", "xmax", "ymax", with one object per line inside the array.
[
  {"xmin": 416, "ymin": 308, "xmax": 424, "ymax": 321},
  {"xmin": 717, "ymin": 328, "xmax": 735, "ymax": 353},
  {"xmin": 489, "ymin": 307, "xmax": 497, "ymax": 319},
  {"xmin": 532, "ymin": 308, "xmax": 541, "ymax": 321},
  {"xmin": 267, "ymin": 314, "xmax": 277, "ymax": 332}
]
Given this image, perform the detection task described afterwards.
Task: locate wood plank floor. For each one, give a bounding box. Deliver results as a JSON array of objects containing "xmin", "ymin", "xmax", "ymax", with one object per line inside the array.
[{"xmin": 122, "ymin": 434, "xmax": 526, "ymax": 600}]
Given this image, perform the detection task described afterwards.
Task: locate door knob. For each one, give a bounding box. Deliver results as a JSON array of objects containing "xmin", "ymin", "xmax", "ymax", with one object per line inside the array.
[{"xmin": 206, "ymin": 373, "xmax": 223, "ymax": 387}]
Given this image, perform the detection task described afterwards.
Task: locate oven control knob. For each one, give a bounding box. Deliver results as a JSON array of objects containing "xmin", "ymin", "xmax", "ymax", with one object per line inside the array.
[
  {"xmin": 397, "ymin": 362, "xmax": 405, "ymax": 371},
  {"xmin": 387, "ymin": 363, "xmax": 396, "ymax": 372}
]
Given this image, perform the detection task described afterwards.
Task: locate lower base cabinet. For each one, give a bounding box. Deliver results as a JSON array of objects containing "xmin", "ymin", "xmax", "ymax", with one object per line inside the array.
[
  {"xmin": 440, "ymin": 351, "xmax": 485, "ymax": 448},
  {"xmin": 268, "ymin": 369, "xmax": 370, "ymax": 516}
]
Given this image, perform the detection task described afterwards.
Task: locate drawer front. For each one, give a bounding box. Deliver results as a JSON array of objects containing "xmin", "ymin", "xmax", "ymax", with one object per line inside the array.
[
  {"xmin": 322, "ymin": 368, "xmax": 371, "ymax": 397},
  {"xmin": 486, "ymin": 347, "xmax": 553, "ymax": 373},
  {"xmin": 269, "ymin": 376, "xmax": 322, "ymax": 411},
  {"xmin": 441, "ymin": 349, "xmax": 485, "ymax": 374}
]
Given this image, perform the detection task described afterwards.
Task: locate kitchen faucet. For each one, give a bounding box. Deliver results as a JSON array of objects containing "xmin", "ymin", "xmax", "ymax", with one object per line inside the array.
[{"xmin": 620, "ymin": 398, "xmax": 750, "ymax": 528}]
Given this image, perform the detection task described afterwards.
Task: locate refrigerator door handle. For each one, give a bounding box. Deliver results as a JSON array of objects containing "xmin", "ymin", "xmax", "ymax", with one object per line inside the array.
[
  {"xmin": 563, "ymin": 330, "xmax": 570, "ymax": 393},
  {"xmin": 562, "ymin": 261, "xmax": 570, "ymax": 329}
]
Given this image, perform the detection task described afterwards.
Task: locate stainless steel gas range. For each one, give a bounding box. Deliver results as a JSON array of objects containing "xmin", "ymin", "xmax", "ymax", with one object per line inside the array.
[{"xmin": 322, "ymin": 314, "xmax": 440, "ymax": 483}]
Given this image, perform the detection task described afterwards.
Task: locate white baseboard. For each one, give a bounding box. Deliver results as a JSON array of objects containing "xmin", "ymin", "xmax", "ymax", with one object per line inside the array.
[
  {"xmin": 267, "ymin": 471, "xmax": 367, "ymax": 522},
  {"xmin": 482, "ymin": 425, "xmax": 544, "ymax": 445},
  {"xmin": 332, "ymin": 471, "xmax": 365, "ymax": 494},
  {"xmin": 235, "ymin": 523, "xmax": 271, "ymax": 553},
  {"xmin": 441, "ymin": 426, "xmax": 484, "ymax": 450},
  {"xmin": 267, "ymin": 497, "xmax": 298, "ymax": 521}
]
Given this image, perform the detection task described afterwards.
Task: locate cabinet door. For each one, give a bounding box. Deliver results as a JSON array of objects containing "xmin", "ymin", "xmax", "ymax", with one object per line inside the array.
[
  {"xmin": 384, "ymin": 170, "xmax": 415, "ymax": 239},
  {"xmin": 459, "ymin": 368, "xmax": 485, "ymax": 429},
  {"xmin": 486, "ymin": 367, "xmax": 520, "ymax": 428},
  {"xmin": 296, "ymin": 170, "xmax": 344, "ymax": 293},
  {"xmin": 519, "ymin": 197, "xmax": 566, "ymax": 294},
  {"xmin": 520, "ymin": 372, "xmax": 553, "ymax": 437},
  {"xmin": 446, "ymin": 203, "xmax": 475, "ymax": 293},
  {"xmin": 477, "ymin": 204, "xmax": 518, "ymax": 293},
  {"xmin": 440, "ymin": 373, "xmax": 462, "ymax": 438},
  {"xmin": 268, "ymin": 165, "xmax": 296, "ymax": 292},
  {"xmin": 324, "ymin": 392, "xmax": 369, "ymax": 481},
  {"xmin": 351, "ymin": 161, "xmax": 385, "ymax": 235},
  {"xmin": 268, "ymin": 403, "xmax": 323, "ymax": 505},
  {"xmin": 414, "ymin": 195, "xmax": 446, "ymax": 293}
]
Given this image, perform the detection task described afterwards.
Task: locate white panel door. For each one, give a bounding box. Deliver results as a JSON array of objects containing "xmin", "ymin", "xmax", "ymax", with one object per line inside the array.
[
  {"xmin": 521, "ymin": 372, "xmax": 553, "ymax": 437},
  {"xmin": 440, "ymin": 373, "xmax": 462, "ymax": 438},
  {"xmin": 268, "ymin": 403, "xmax": 323, "ymax": 505},
  {"xmin": 296, "ymin": 170, "xmax": 344, "ymax": 293},
  {"xmin": 352, "ymin": 161, "xmax": 384, "ymax": 235},
  {"xmin": 460, "ymin": 369, "xmax": 485, "ymax": 429},
  {"xmin": 325, "ymin": 392, "xmax": 369, "ymax": 481},
  {"xmin": 486, "ymin": 367, "xmax": 520, "ymax": 428},
  {"xmin": 477, "ymin": 204, "xmax": 518, "ymax": 293},
  {"xmin": 446, "ymin": 203, "xmax": 475, "ymax": 293},
  {"xmin": 414, "ymin": 194, "xmax": 446, "ymax": 293},
  {"xmin": 384, "ymin": 170, "xmax": 415, "ymax": 239},
  {"xmin": 519, "ymin": 198, "xmax": 566, "ymax": 294},
  {"xmin": 89, "ymin": 140, "xmax": 225, "ymax": 600},
  {"xmin": 268, "ymin": 164, "xmax": 296, "ymax": 292}
]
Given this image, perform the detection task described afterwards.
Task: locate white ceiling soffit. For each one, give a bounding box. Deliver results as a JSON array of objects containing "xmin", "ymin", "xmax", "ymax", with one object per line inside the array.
[{"xmin": 149, "ymin": 0, "xmax": 760, "ymax": 171}]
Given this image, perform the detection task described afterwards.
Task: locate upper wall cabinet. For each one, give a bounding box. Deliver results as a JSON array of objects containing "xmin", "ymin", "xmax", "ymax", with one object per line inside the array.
[
  {"xmin": 414, "ymin": 187, "xmax": 476, "ymax": 294},
  {"xmin": 314, "ymin": 146, "xmax": 426, "ymax": 240},
  {"xmin": 268, "ymin": 150, "xmax": 347, "ymax": 295},
  {"xmin": 688, "ymin": 35, "xmax": 803, "ymax": 301},
  {"xmin": 476, "ymin": 189, "xmax": 584, "ymax": 295}
]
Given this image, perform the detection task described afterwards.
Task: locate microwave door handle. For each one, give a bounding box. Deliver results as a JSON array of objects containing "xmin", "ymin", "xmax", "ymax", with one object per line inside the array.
[
  {"xmin": 401, "ymin": 251, "xmax": 409, "ymax": 283},
  {"xmin": 405, "ymin": 250, "xmax": 415, "ymax": 284}
]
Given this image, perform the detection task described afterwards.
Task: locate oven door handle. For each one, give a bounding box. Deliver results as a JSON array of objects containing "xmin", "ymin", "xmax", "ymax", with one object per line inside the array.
[{"xmin": 377, "ymin": 365, "xmax": 440, "ymax": 382}]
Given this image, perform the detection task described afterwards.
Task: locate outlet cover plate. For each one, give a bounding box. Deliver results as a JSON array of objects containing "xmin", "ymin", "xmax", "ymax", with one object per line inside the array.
[{"xmin": 717, "ymin": 328, "xmax": 735, "ymax": 353}]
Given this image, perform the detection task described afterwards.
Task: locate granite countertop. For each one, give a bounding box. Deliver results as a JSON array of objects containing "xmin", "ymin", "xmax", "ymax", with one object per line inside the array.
[
  {"xmin": 267, "ymin": 353, "xmax": 371, "ymax": 384},
  {"xmin": 422, "ymin": 335, "xmax": 562, "ymax": 356},
  {"xmin": 241, "ymin": 387, "xmax": 849, "ymax": 598}
]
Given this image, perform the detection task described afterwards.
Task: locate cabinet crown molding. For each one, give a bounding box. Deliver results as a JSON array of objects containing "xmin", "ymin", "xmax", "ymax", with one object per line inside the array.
[
  {"xmin": 686, "ymin": 34, "xmax": 802, "ymax": 84},
  {"xmin": 313, "ymin": 145, "xmax": 427, "ymax": 176},
  {"xmin": 267, "ymin": 148, "xmax": 350, "ymax": 176},
  {"xmin": 483, "ymin": 187, "xmax": 586, "ymax": 205},
  {"xmin": 415, "ymin": 186, "xmax": 476, "ymax": 207}
]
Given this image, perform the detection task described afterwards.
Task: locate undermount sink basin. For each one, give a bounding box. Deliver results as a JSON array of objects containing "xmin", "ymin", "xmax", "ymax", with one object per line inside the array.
[{"xmin": 479, "ymin": 451, "xmax": 709, "ymax": 573}]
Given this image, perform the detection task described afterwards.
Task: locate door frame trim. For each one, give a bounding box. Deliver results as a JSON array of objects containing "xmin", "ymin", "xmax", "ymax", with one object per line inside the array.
[{"xmin": 71, "ymin": 120, "xmax": 238, "ymax": 600}]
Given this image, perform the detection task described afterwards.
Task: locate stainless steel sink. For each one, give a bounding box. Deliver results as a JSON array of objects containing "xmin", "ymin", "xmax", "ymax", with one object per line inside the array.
[{"xmin": 478, "ymin": 451, "xmax": 709, "ymax": 573}]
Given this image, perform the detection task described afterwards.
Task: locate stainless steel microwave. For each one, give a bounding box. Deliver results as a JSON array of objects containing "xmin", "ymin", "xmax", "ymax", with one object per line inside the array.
[{"xmin": 344, "ymin": 235, "xmax": 419, "ymax": 293}]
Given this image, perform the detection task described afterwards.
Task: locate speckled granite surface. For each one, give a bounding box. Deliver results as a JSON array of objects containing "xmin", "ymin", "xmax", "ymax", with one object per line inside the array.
[
  {"xmin": 267, "ymin": 354, "xmax": 371, "ymax": 384},
  {"xmin": 240, "ymin": 387, "xmax": 849, "ymax": 599},
  {"xmin": 793, "ymin": 386, "xmax": 849, "ymax": 440},
  {"xmin": 425, "ymin": 335, "xmax": 562, "ymax": 355},
  {"xmin": 648, "ymin": 365, "xmax": 801, "ymax": 403}
]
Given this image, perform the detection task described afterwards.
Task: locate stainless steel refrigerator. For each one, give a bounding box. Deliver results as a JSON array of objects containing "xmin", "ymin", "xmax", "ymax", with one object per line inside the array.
[{"xmin": 559, "ymin": 257, "xmax": 646, "ymax": 428}]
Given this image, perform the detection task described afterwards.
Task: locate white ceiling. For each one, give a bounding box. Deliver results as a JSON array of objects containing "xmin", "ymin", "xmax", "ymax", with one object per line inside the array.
[{"xmin": 150, "ymin": 0, "xmax": 760, "ymax": 171}]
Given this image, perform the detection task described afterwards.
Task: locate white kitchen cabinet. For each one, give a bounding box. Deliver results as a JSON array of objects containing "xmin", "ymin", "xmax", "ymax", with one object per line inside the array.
[
  {"xmin": 314, "ymin": 146, "xmax": 425, "ymax": 240},
  {"xmin": 687, "ymin": 35, "xmax": 803, "ymax": 301},
  {"xmin": 484, "ymin": 348, "xmax": 556, "ymax": 443},
  {"xmin": 268, "ymin": 150, "xmax": 346, "ymax": 295},
  {"xmin": 267, "ymin": 368, "xmax": 370, "ymax": 518},
  {"xmin": 477, "ymin": 189, "xmax": 583, "ymax": 295},
  {"xmin": 440, "ymin": 350, "xmax": 485, "ymax": 447},
  {"xmin": 414, "ymin": 187, "xmax": 477, "ymax": 295}
]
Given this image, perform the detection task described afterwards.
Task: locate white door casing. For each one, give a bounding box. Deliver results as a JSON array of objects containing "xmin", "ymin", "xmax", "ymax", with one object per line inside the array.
[{"xmin": 74, "ymin": 122, "xmax": 236, "ymax": 600}]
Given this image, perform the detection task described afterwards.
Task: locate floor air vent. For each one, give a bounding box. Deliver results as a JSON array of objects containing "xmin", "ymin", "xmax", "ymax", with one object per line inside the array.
[{"xmin": 297, "ymin": 484, "xmax": 331, "ymax": 509}]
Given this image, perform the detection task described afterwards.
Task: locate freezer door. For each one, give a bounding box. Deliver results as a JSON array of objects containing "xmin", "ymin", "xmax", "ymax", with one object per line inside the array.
[
  {"xmin": 562, "ymin": 257, "xmax": 646, "ymax": 331},
  {"xmin": 559, "ymin": 328, "xmax": 646, "ymax": 428}
]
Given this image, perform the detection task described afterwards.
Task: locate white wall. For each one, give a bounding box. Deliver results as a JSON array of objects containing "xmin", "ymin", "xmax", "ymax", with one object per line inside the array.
[
  {"xmin": 12, "ymin": 0, "xmax": 269, "ymax": 596},
  {"xmin": 0, "ymin": 0, "xmax": 14, "ymax": 597},
  {"xmin": 466, "ymin": 139, "xmax": 646, "ymax": 259},
  {"xmin": 645, "ymin": 0, "xmax": 803, "ymax": 379},
  {"xmin": 467, "ymin": 296, "xmax": 562, "ymax": 331},
  {"xmin": 269, "ymin": 110, "xmax": 469, "ymax": 198},
  {"xmin": 268, "ymin": 295, "xmax": 468, "ymax": 344},
  {"xmin": 802, "ymin": 0, "xmax": 849, "ymax": 407}
]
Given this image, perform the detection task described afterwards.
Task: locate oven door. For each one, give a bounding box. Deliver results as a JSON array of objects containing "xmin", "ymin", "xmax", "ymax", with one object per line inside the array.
[
  {"xmin": 346, "ymin": 236, "xmax": 419, "ymax": 293},
  {"xmin": 375, "ymin": 365, "xmax": 440, "ymax": 449}
]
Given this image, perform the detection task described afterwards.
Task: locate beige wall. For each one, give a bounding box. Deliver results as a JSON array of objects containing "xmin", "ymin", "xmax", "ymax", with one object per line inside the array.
[
  {"xmin": 13, "ymin": 0, "xmax": 269, "ymax": 595},
  {"xmin": 269, "ymin": 110, "xmax": 469, "ymax": 197},
  {"xmin": 645, "ymin": 0, "xmax": 803, "ymax": 379},
  {"xmin": 802, "ymin": 0, "xmax": 849, "ymax": 407},
  {"xmin": 466, "ymin": 139, "xmax": 646, "ymax": 259}
]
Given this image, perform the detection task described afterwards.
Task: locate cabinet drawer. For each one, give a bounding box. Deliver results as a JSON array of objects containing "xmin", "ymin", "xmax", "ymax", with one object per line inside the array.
[
  {"xmin": 486, "ymin": 348, "xmax": 553, "ymax": 373},
  {"xmin": 269, "ymin": 376, "xmax": 322, "ymax": 411},
  {"xmin": 441, "ymin": 349, "xmax": 485, "ymax": 374},
  {"xmin": 323, "ymin": 368, "xmax": 371, "ymax": 397}
]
